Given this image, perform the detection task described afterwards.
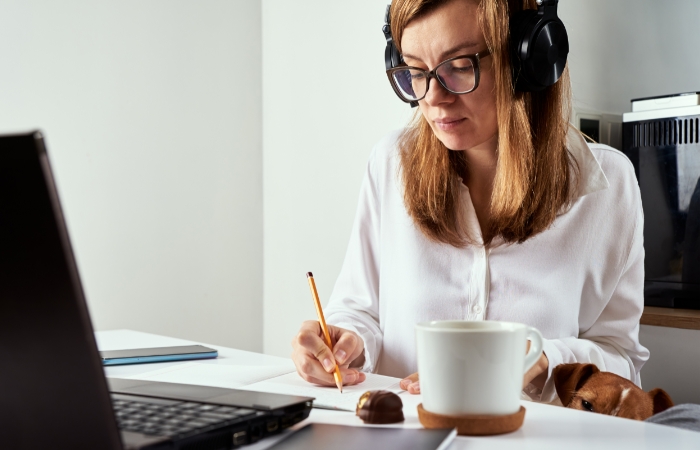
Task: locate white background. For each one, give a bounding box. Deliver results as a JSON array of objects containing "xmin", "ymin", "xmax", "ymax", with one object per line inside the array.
[
  {"xmin": 0, "ymin": 0, "xmax": 263, "ymax": 351},
  {"xmin": 2, "ymin": 0, "xmax": 699, "ymax": 403}
]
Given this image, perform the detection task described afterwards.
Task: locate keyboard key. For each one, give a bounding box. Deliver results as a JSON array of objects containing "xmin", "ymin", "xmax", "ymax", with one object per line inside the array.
[
  {"xmin": 201, "ymin": 412, "xmax": 237, "ymax": 421},
  {"xmin": 164, "ymin": 418, "xmax": 185, "ymax": 427},
  {"xmin": 214, "ymin": 406, "xmax": 240, "ymax": 414},
  {"xmin": 178, "ymin": 402, "xmax": 201, "ymax": 409}
]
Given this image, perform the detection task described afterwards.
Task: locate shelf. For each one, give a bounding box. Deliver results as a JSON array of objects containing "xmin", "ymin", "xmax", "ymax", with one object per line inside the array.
[{"xmin": 640, "ymin": 306, "xmax": 700, "ymax": 330}]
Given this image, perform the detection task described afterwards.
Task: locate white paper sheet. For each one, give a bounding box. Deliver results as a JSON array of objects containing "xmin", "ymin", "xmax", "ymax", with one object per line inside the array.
[
  {"xmin": 124, "ymin": 362, "xmax": 296, "ymax": 389},
  {"xmin": 241, "ymin": 372, "xmax": 405, "ymax": 411}
]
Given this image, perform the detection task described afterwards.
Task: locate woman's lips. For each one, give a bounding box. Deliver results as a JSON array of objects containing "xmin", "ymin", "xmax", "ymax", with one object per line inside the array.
[{"xmin": 433, "ymin": 117, "xmax": 465, "ymax": 131}]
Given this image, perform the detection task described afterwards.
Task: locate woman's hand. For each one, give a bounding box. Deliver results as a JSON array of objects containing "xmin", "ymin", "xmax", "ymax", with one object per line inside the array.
[
  {"xmin": 291, "ymin": 320, "xmax": 366, "ymax": 387},
  {"xmin": 400, "ymin": 373, "xmax": 421, "ymax": 394},
  {"xmin": 523, "ymin": 352, "xmax": 549, "ymax": 389}
]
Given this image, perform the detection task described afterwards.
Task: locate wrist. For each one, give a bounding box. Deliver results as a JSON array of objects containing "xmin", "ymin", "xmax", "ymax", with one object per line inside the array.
[{"xmin": 530, "ymin": 353, "xmax": 549, "ymax": 390}]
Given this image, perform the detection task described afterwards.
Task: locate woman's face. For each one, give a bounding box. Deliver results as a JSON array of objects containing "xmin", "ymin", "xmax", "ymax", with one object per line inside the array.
[{"xmin": 400, "ymin": 0, "xmax": 497, "ymax": 152}]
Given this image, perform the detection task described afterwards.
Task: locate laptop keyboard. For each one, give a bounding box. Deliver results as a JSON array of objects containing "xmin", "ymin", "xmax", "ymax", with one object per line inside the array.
[{"xmin": 112, "ymin": 393, "xmax": 261, "ymax": 439}]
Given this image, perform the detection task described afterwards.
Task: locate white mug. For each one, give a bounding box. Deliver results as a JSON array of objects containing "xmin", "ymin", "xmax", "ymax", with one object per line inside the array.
[{"xmin": 416, "ymin": 320, "xmax": 543, "ymax": 416}]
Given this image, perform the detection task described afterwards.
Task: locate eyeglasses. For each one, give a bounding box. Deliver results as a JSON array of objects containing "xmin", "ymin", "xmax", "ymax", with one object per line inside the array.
[{"xmin": 386, "ymin": 49, "xmax": 491, "ymax": 103}]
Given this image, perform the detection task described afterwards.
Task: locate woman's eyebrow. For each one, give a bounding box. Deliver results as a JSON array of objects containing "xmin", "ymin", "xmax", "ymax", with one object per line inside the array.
[{"xmin": 402, "ymin": 41, "xmax": 481, "ymax": 63}]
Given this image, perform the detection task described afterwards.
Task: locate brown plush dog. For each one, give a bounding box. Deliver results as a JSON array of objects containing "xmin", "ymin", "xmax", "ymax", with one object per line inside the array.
[{"xmin": 553, "ymin": 363, "xmax": 674, "ymax": 420}]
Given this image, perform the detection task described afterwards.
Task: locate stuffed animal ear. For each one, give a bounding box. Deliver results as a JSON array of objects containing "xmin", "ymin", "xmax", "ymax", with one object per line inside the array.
[
  {"xmin": 553, "ymin": 363, "xmax": 600, "ymax": 406},
  {"xmin": 649, "ymin": 388, "xmax": 674, "ymax": 415}
]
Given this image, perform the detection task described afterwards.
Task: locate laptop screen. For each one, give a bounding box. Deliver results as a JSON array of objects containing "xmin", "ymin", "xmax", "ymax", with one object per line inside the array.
[{"xmin": 0, "ymin": 132, "xmax": 122, "ymax": 448}]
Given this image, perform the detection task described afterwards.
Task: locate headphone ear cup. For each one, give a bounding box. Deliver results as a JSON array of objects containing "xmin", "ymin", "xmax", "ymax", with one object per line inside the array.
[
  {"xmin": 510, "ymin": 9, "xmax": 569, "ymax": 92},
  {"xmin": 527, "ymin": 18, "xmax": 568, "ymax": 88},
  {"xmin": 510, "ymin": 10, "xmax": 542, "ymax": 92}
]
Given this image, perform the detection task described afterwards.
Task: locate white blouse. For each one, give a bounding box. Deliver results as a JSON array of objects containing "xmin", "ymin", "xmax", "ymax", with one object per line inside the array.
[{"xmin": 324, "ymin": 128, "xmax": 649, "ymax": 403}]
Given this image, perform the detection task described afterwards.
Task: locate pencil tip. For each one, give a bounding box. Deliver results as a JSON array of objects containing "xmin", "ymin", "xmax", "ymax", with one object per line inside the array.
[{"xmin": 306, "ymin": 272, "xmax": 313, "ymax": 278}]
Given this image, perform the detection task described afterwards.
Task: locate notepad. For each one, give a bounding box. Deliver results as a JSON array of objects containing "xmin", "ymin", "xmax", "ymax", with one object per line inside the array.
[
  {"xmin": 241, "ymin": 371, "xmax": 405, "ymax": 411},
  {"xmin": 124, "ymin": 362, "xmax": 296, "ymax": 389},
  {"xmin": 120, "ymin": 359, "xmax": 405, "ymax": 411}
]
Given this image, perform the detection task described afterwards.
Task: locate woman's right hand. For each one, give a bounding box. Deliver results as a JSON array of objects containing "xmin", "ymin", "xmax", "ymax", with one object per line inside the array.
[{"xmin": 291, "ymin": 320, "xmax": 367, "ymax": 387}]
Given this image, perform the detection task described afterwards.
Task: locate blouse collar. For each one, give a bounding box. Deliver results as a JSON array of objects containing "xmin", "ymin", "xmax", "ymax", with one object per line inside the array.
[{"xmin": 567, "ymin": 126, "xmax": 610, "ymax": 199}]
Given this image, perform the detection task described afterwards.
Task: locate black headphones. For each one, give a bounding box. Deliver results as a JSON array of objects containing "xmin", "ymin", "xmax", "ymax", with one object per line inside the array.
[{"xmin": 382, "ymin": 0, "xmax": 569, "ymax": 101}]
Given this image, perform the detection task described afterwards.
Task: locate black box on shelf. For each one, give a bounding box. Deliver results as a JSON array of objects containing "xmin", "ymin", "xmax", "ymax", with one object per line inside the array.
[{"xmin": 622, "ymin": 93, "xmax": 700, "ymax": 310}]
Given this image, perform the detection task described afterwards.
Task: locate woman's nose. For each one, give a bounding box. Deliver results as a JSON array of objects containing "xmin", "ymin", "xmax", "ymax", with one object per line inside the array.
[{"xmin": 423, "ymin": 77, "xmax": 454, "ymax": 107}]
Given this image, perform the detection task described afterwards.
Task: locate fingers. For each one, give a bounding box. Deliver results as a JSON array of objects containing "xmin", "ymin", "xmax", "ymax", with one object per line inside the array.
[
  {"xmin": 294, "ymin": 321, "xmax": 337, "ymax": 372},
  {"xmin": 293, "ymin": 358, "xmax": 366, "ymax": 387},
  {"xmin": 339, "ymin": 368, "xmax": 366, "ymax": 386},
  {"xmin": 400, "ymin": 372, "xmax": 419, "ymax": 390},
  {"xmin": 400, "ymin": 372, "xmax": 420, "ymax": 394},
  {"xmin": 331, "ymin": 329, "xmax": 364, "ymax": 368},
  {"xmin": 294, "ymin": 354, "xmax": 337, "ymax": 385},
  {"xmin": 292, "ymin": 321, "xmax": 367, "ymax": 388},
  {"xmin": 407, "ymin": 381, "xmax": 420, "ymax": 394}
]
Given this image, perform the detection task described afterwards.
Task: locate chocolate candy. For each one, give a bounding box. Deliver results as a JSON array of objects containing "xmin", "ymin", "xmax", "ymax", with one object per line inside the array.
[{"xmin": 355, "ymin": 390, "xmax": 405, "ymax": 424}]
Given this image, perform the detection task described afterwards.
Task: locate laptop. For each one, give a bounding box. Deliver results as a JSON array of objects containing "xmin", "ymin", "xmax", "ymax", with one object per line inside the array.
[{"xmin": 0, "ymin": 131, "xmax": 312, "ymax": 449}]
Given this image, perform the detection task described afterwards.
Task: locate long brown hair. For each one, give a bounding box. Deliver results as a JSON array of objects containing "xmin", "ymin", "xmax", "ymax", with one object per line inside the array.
[{"xmin": 391, "ymin": 0, "xmax": 575, "ymax": 246}]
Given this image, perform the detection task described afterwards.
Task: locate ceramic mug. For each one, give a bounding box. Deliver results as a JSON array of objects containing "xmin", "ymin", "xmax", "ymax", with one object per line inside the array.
[{"xmin": 416, "ymin": 320, "xmax": 543, "ymax": 416}]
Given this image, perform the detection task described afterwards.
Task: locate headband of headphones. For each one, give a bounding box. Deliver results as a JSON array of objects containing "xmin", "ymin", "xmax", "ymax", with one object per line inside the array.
[{"xmin": 383, "ymin": 0, "xmax": 569, "ymax": 104}]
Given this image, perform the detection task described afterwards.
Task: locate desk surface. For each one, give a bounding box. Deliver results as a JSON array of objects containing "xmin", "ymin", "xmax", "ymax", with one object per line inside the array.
[
  {"xmin": 97, "ymin": 330, "xmax": 700, "ymax": 450},
  {"xmin": 641, "ymin": 306, "xmax": 700, "ymax": 330}
]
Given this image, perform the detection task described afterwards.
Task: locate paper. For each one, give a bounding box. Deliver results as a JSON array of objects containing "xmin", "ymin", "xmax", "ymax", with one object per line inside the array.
[
  {"xmin": 118, "ymin": 357, "xmax": 405, "ymax": 412},
  {"xmin": 124, "ymin": 362, "xmax": 296, "ymax": 389},
  {"xmin": 241, "ymin": 372, "xmax": 405, "ymax": 411}
]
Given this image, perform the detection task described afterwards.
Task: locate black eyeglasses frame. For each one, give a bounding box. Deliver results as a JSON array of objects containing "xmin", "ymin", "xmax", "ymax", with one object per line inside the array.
[{"xmin": 385, "ymin": 49, "xmax": 492, "ymax": 104}]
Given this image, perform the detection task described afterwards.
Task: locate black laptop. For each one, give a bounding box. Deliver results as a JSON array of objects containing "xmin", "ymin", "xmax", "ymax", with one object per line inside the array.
[{"xmin": 0, "ymin": 132, "xmax": 312, "ymax": 449}]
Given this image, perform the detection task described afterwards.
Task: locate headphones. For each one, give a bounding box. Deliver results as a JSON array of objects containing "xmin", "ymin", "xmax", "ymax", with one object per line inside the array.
[{"xmin": 382, "ymin": 0, "xmax": 569, "ymax": 102}]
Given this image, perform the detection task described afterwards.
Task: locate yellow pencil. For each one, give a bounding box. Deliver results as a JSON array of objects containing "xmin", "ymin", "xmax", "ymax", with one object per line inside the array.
[{"xmin": 306, "ymin": 271, "xmax": 343, "ymax": 393}]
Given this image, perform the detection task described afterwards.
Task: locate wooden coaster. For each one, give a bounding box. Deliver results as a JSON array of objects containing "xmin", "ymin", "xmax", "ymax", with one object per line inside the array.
[{"xmin": 417, "ymin": 404, "xmax": 526, "ymax": 436}]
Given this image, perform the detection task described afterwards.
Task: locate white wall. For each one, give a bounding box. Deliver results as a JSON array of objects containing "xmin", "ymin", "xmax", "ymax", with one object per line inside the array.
[
  {"xmin": 639, "ymin": 326, "xmax": 700, "ymax": 405},
  {"xmin": 262, "ymin": 0, "xmax": 412, "ymax": 357},
  {"xmin": 0, "ymin": 0, "xmax": 263, "ymax": 351},
  {"xmin": 561, "ymin": 0, "xmax": 700, "ymax": 116}
]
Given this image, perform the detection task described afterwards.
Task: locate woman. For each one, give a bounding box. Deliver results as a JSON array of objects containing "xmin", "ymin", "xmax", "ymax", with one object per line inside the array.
[{"xmin": 291, "ymin": 0, "xmax": 648, "ymax": 404}]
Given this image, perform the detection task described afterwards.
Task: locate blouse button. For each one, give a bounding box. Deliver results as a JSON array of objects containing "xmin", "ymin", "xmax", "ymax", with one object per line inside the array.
[{"xmin": 473, "ymin": 304, "xmax": 482, "ymax": 314}]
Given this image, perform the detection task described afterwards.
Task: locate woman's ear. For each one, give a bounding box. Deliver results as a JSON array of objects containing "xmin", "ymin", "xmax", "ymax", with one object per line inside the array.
[
  {"xmin": 648, "ymin": 388, "xmax": 674, "ymax": 415},
  {"xmin": 552, "ymin": 363, "xmax": 600, "ymax": 406}
]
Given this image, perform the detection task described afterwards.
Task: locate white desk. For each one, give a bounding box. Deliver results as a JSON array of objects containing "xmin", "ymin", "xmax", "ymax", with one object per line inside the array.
[{"xmin": 98, "ymin": 330, "xmax": 700, "ymax": 450}]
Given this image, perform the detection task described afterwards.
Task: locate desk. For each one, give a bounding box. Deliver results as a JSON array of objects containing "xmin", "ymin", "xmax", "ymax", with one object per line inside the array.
[{"xmin": 97, "ymin": 330, "xmax": 700, "ymax": 450}]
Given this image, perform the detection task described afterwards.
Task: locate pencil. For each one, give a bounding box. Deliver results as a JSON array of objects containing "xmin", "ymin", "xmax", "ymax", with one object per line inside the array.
[{"xmin": 306, "ymin": 271, "xmax": 343, "ymax": 393}]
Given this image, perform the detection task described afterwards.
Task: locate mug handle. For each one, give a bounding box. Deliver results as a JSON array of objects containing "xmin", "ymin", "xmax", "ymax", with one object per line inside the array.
[{"xmin": 523, "ymin": 326, "xmax": 544, "ymax": 374}]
